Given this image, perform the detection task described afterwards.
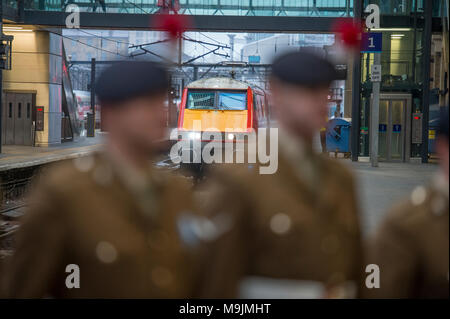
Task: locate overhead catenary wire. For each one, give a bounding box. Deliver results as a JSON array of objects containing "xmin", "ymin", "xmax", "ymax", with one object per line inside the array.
[
  {"xmin": 78, "ymin": 29, "xmax": 134, "ymax": 46},
  {"xmin": 182, "ymin": 35, "xmax": 230, "ymax": 63},
  {"xmin": 36, "ymin": 26, "xmax": 129, "ymax": 58},
  {"xmin": 198, "ymin": 32, "xmax": 229, "ymax": 47},
  {"xmin": 65, "ymin": 0, "xmax": 231, "ymax": 63}
]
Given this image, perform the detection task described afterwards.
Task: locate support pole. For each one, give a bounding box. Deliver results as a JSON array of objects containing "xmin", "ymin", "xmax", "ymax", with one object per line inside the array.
[
  {"xmin": 370, "ymin": 52, "xmax": 381, "ymax": 167},
  {"xmin": 0, "ymin": 0, "xmax": 3, "ymax": 153},
  {"xmin": 421, "ymin": 0, "xmax": 433, "ymax": 163},
  {"xmin": 350, "ymin": 0, "xmax": 362, "ymax": 161},
  {"xmin": 88, "ymin": 57, "xmax": 96, "ymax": 137},
  {"xmin": 193, "ymin": 66, "xmax": 198, "ymax": 81}
]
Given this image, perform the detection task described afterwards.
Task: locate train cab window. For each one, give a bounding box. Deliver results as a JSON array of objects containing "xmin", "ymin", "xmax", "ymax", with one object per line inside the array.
[
  {"xmin": 186, "ymin": 90, "xmax": 247, "ymax": 111},
  {"xmin": 218, "ymin": 92, "xmax": 247, "ymax": 111},
  {"xmin": 187, "ymin": 91, "xmax": 216, "ymax": 110}
]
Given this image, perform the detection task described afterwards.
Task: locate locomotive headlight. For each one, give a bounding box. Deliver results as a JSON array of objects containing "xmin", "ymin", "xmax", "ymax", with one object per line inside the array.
[{"xmin": 228, "ymin": 133, "xmax": 235, "ymax": 140}]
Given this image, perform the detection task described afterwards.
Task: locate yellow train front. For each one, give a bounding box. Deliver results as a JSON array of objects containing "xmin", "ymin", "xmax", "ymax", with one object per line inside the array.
[{"xmin": 176, "ymin": 77, "xmax": 269, "ymax": 168}]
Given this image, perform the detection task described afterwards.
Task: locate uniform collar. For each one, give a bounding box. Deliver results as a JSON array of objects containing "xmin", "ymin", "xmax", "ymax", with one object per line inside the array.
[
  {"xmin": 277, "ymin": 127, "xmax": 320, "ymax": 189},
  {"xmin": 103, "ymin": 145, "xmax": 155, "ymax": 195},
  {"xmin": 278, "ymin": 127, "xmax": 313, "ymax": 163}
]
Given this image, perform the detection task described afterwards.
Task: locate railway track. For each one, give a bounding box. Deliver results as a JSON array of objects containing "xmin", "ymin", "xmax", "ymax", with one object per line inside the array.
[
  {"xmin": 0, "ymin": 203, "xmax": 26, "ymax": 253},
  {"xmin": 1, "ymin": 203, "xmax": 26, "ymax": 220},
  {"xmin": 1, "ymin": 164, "xmax": 41, "ymax": 206},
  {"xmin": 0, "ymin": 154, "xmax": 181, "ymax": 251}
]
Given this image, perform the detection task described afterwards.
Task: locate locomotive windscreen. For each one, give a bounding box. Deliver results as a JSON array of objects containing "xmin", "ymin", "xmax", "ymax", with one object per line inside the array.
[
  {"xmin": 218, "ymin": 92, "xmax": 247, "ymax": 110},
  {"xmin": 186, "ymin": 90, "xmax": 247, "ymax": 111}
]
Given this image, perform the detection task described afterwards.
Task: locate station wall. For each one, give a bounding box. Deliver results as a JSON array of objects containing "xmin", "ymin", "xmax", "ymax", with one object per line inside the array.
[{"xmin": 2, "ymin": 29, "xmax": 63, "ymax": 147}]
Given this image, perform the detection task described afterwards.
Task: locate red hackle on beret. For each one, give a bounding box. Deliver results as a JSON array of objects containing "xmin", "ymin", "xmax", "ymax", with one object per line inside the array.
[
  {"xmin": 332, "ymin": 18, "xmax": 363, "ymax": 51},
  {"xmin": 153, "ymin": 13, "xmax": 191, "ymax": 40}
]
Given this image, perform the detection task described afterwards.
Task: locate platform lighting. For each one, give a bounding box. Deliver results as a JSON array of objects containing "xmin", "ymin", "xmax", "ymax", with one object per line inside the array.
[
  {"xmin": 222, "ymin": 61, "xmax": 247, "ymax": 67},
  {"xmin": 371, "ymin": 28, "xmax": 412, "ymax": 31},
  {"xmin": 3, "ymin": 26, "xmax": 33, "ymax": 32}
]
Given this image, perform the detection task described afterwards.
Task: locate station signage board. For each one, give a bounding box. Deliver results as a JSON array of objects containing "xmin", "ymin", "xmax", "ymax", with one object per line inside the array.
[
  {"xmin": 248, "ymin": 55, "xmax": 261, "ymax": 63},
  {"xmin": 393, "ymin": 124, "xmax": 402, "ymax": 132},
  {"xmin": 370, "ymin": 64, "xmax": 382, "ymax": 82},
  {"xmin": 361, "ymin": 32, "xmax": 382, "ymax": 53}
]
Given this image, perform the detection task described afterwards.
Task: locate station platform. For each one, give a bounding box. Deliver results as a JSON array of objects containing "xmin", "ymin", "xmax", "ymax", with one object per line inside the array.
[
  {"xmin": 0, "ymin": 134, "xmax": 440, "ymax": 237},
  {"xmin": 348, "ymin": 160, "xmax": 438, "ymax": 235},
  {"xmin": 0, "ymin": 133, "xmax": 105, "ymax": 172}
]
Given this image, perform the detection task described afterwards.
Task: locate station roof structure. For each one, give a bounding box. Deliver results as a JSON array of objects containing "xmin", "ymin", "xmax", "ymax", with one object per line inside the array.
[
  {"xmin": 3, "ymin": 1, "xmax": 443, "ymax": 33},
  {"xmin": 5, "ymin": 0, "xmax": 353, "ymax": 32}
]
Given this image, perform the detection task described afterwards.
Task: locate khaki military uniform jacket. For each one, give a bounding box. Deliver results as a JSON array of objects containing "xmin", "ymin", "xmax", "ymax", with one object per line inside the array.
[
  {"xmin": 364, "ymin": 175, "xmax": 449, "ymax": 299},
  {"xmin": 2, "ymin": 152, "xmax": 200, "ymax": 298},
  {"xmin": 199, "ymin": 135, "xmax": 363, "ymax": 298}
]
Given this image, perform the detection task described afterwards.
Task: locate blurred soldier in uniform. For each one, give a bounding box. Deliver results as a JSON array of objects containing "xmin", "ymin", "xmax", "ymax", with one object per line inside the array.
[
  {"xmin": 3, "ymin": 61, "xmax": 200, "ymax": 298},
  {"xmin": 199, "ymin": 51, "xmax": 363, "ymax": 298},
  {"xmin": 365, "ymin": 108, "xmax": 449, "ymax": 299}
]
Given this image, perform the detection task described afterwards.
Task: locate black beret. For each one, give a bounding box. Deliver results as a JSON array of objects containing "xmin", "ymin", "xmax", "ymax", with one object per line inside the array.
[
  {"xmin": 96, "ymin": 60, "xmax": 169, "ymax": 104},
  {"xmin": 271, "ymin": 51, "xmax": 338, "ymax": 88},
  {"xmin": 438, "ymin": 107, "xmax": 449, "ymax": 139}
]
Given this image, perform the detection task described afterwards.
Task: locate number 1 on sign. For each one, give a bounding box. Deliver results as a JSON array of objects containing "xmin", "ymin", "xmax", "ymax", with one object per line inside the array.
[{"xmin": 368, "ymin": 36, "xmax": 375, "ymax": 48}]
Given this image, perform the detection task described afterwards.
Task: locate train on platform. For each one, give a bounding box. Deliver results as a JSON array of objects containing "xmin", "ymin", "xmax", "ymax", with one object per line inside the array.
[
  {"xmin": 177, "ymin": 77, "xmax": 270, "ymax": 142},
  {"xmin": 73, "ymin": 90, "xmax": 101, "ymax": 128},
  {"xmin": 175, "ymin": 77, "xmax": 271, "ymax": 176}
]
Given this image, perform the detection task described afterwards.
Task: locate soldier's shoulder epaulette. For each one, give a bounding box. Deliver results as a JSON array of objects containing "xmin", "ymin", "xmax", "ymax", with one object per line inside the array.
[
  {"xmin": 385, "ymin": 185, "xmax": 434, "ymax": 227},
  {"xmin": 44, "ymin": 156, "xmax": 93, "ymax": 184},
  {"xmin": 209, "ymin": 163, "xmax": 258, "ymax": 187},
  {"xmin": 408, "ymin": 184, "xmax": 447, "ymax": 218},
  {"xmin": 38, "ymin": 154, "xmax": 104, "ymax": 193},
  {"xmin": 409, "ymin": 185, "xmax": 429, "ymax": 207},
  {"xmin": 23, "ymin": 156, "xmax": 96, "ymax": 208},
  {"xmin": 320, "ymin": 154, "xmax": 355, "ymax": 181},
  {"xmin": 163, "ymin": 171, "xmax": 194, "ymax": 191}
]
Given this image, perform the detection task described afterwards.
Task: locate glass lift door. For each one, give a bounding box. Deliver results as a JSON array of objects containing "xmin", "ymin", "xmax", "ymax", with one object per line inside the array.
[
  {"xmin": 390, "ymin": 100, "xmax": 406, "ymax": 161},
  {"xmin": 378, "ymin": 100, "xmax": 389, "ymax": 160},
  {"xmin": 378, "ymin": 99, "xmax": 407, "ymax": 161}
]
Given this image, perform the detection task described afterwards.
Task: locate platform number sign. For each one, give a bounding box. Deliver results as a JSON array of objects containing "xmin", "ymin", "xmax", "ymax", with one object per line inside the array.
[{"xmin": 361, "ymin": 32, "xmax": 382, "ymax": 53}]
